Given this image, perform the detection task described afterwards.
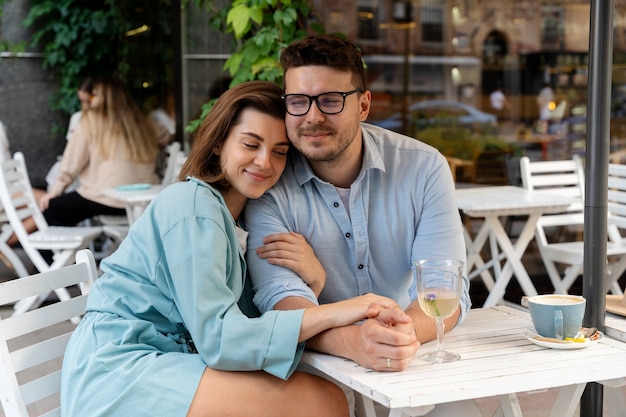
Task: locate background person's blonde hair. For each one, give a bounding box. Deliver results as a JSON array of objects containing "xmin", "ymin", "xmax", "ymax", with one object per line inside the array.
[{"xmin": 83, "ymin": 77, "xmax": 159, "ymax": 164}]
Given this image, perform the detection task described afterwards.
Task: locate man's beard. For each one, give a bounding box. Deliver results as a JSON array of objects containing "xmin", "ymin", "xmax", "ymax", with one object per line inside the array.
[{"xmin": 293, "ymin": 125, "xmax": 355, "ymax": 164}]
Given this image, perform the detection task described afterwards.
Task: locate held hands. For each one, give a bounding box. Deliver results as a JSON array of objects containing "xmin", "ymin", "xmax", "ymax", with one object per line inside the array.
[
  {"xmin": 257, "ymin": 232, "xmax": 326, "ymax": 296},
  {"xmin": 300, "ymin": 293, "xmax": 401, "ymax": 344},
  {"xmin": 327, "ymin": 293, "xmax": 400, "ymax": 328},
  {"xmin": 350, "ymin": 308, "xmax": 420, "ymax": 372},
  {"xmin": 307, "ymin": 295, "xmax": 420, "ymax": 372}
]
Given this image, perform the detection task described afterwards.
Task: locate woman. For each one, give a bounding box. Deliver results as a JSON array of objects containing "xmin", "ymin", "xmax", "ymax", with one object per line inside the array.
[
  {"xmin": 45, "ymin": 77, "xmax": 94, "ymax": 192},
  {"xmin": 60, "ymin": 81, "xmax": 404, "ymax": 417},
  {"xmin": 39, "ymin": 77, "xmax": 167, "ymax": 226}
]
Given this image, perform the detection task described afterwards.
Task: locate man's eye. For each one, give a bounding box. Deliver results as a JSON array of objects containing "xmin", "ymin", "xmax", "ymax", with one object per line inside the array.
[
  {"xmin": 289, "ymin": 98, "xmax": 308, "ymax": 107},
  {"xmin": 321, "ymin": 98, "xmax": 342, "ymax": 105}
]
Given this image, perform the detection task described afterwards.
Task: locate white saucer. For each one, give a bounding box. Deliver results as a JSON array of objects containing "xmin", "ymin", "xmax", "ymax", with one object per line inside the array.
[{"xmin": 524, "ymin": 330, "xmax": 604, "ymax": 350}]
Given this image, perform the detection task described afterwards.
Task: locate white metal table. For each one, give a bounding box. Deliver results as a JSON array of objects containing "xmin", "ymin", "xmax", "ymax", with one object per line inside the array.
[
  {"xmin": 300, "ymin": 305, "xmax": 626, "ymax": 417},
  {"xmin": 455, "ymin": 186, "xmax": 576, "ymax": 307},
  {"xmin": 103, "ymin": 184, "xmax": 165, "ymax": 225}
]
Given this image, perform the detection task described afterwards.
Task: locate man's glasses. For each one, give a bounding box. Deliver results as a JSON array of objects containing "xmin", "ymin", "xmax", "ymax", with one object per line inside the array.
[{"xmin": 281, "ymin": 89, "xmax": 362, "ymax": 116}]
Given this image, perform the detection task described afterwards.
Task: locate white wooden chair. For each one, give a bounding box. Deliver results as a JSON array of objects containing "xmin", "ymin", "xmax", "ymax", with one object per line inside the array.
[
  {"xmin": 0, "ymin": 211, "xmax": 30, "ymax": 279},
  {"xmin": 0, "ymin": 249, "xmax": 98, "ymax": 417},
  {"xmin": 520, "ymin": 156, "xmax": 626, "ymax": 294},
  {"xmin": 519, "ymin": 156, "xmax": 585, "ymax": 211},
  {"xmin": 0, "ymin": 152, "xmax": 102, "ymax": 315},
  {"xmin": 161, "ymin": 141, "xmax": 186, "ymax": 185},
  {"xmin": 605, "ymin": 163, "xmax": 626, "ymax": 293}
]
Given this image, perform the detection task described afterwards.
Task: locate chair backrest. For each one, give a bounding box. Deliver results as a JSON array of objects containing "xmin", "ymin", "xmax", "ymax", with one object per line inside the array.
[
  {"xmin": 608, "ymin": 163, "xmax": 626, "ymax": 242},
  {"xmin": 0, "ymin": 153, "xmax": 54, "ymax": 272},
  {"xmin": 0, "ymin": 249, "xmax": 98, "ymax": 417},
  {"xmin": 161, "ymin": 141, "xmax": 187, "ymax": 185},
  {"xmin": 519, "ymin": 156, "xmax": 585, "ymax": 212},
  {"xmin": 0, "ymin": 152, "xmax": 49, "ymax": 236}
]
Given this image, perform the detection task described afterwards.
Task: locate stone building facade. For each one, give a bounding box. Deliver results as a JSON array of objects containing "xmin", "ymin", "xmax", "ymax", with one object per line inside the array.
[{"xmin": 0, "ymin": 0, "xmax": 66, "ymax": 189}]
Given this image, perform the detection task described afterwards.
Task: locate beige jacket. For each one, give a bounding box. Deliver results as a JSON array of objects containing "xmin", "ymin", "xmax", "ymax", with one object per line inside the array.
[{"xmin": 50, "ymin": 122, "xmax": 161, "ymax": 208}]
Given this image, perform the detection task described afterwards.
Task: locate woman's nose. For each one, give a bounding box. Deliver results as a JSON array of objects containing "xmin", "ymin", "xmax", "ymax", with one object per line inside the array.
[{"xmin": 255, "ymin": 151, "xmax": 272, "ymax": 168}]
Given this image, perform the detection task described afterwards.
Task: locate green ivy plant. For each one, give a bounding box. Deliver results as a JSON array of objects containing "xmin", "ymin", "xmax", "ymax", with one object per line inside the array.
[
  {"xmin": 21, "ymin": 1, "xmax": 132, "ymax": 115},
  {"xmin": 1, "ymin": 0, "xmax": 323, "ymax": 132},
  {"xmin": 186, "ymin": 0, "xmax": 323, "ymax": 132},
  {"xmin": 2, "ymin": 0, "xmax": 175, "ymax": 117}
]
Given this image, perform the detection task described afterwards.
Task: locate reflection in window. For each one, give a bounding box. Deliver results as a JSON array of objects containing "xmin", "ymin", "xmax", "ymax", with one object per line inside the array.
[
  {"xmin": 421, "ymin": 3, "xmax": 443, "ymax": 44},
  {"xmin": 358, "ymin": 6, "xmax": 379, "ymax": 40}
]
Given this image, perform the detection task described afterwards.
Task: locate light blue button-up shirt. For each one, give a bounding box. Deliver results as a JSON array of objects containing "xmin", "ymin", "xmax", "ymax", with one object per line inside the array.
[{"xmin": 245, "ymin": 123, "xmax": 470, "ymax": 322}]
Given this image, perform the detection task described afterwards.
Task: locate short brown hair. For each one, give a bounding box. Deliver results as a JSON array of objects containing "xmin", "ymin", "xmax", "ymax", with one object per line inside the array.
[
  {"xmin": 280, "ymin": 34, "xmax": 366, "ymax": 92},
  {"xmin": 179, "ymin": 81, "xmax": 285, "ymax": 191}
]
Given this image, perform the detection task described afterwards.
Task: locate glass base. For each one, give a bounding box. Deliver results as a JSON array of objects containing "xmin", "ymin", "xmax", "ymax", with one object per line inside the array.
[{"xmin": 418, "ymin": 349, "xmax": 460, "ymax": 363}]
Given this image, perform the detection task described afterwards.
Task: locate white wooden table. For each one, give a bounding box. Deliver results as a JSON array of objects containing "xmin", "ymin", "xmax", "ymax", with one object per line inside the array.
[
  {"xmin": 455, "ymin": 186, "xmax": 576, "ymax": 307},
  {"xmin": 300, "ymin": 306, "xmax": 626, "ymax": 417},
  {"xmin": 102, "ymin": 184, "xmax": 165, "ymax": 224},
  {"xmin": 600, "ymin": 312, "xmax": 626, "ymax": 417}
]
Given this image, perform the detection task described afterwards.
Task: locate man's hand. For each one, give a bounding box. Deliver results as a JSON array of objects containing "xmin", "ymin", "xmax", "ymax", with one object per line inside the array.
[{"xmin": 351, "ymin": 307, "xmax": 420, "ymax": 371}]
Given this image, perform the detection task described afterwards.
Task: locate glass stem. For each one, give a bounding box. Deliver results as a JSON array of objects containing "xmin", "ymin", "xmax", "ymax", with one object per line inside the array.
[{"xmin": 435, "ymin": 317, "xmax": 445, "ymax": 354}]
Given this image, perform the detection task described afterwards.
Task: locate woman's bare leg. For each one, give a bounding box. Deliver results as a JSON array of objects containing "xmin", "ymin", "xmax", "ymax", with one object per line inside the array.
[{"xmin": 187, "ymin": 368, "xmax": 349, "ymax": 417}]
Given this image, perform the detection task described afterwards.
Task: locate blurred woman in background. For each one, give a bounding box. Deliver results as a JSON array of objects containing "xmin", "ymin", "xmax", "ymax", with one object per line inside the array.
[{"xmin": 39, "ymin": 77, "xmax": 167, "ymax": 226}]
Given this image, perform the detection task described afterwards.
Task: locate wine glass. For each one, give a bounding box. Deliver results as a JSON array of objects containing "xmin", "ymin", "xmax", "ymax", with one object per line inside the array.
[{"xmin": 415, "ymin": 259, "xmax": 464, "ymax": 363}]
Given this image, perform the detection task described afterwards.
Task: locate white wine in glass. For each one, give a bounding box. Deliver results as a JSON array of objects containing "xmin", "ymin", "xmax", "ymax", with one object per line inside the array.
[{"xmin": 415, "ymin": 259, "xmax": 464, "ymax": 363}]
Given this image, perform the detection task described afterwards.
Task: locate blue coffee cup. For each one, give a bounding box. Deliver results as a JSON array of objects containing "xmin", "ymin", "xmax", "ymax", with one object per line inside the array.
[{"xmin": 526, "ymin": 294, "xmax": 586, "ymax": 339}]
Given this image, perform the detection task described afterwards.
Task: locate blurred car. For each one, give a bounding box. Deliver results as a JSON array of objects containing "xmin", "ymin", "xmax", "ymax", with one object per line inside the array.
[{"xmin": 369, "ymin": 99, "xmax": 498, "ymax": 133}]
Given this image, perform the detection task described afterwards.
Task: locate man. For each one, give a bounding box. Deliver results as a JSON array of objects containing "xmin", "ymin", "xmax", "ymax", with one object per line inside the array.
[
  {"xmin": 537, "ymin": 82, "xmax": 555, "ymax": 133},
  {"xmin": 245, "ymin": 34, "xmax": 470, "ymax": 371},
  {"xmin": 489, "ymin": 86, "xmax": 509, "ymax": 122},
  {"xmin": 245, "ymin": 33, "xmax": 476, "ymax": 416}
]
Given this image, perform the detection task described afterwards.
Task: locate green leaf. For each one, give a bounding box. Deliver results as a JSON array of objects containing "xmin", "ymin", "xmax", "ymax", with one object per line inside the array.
[
  {"xmin": 226, "ymin": 4, "xmax": 253, "ymax": 39},
  {"xmin": 224, "ymin": 53, "xmax": 244, "ymax": 76}
]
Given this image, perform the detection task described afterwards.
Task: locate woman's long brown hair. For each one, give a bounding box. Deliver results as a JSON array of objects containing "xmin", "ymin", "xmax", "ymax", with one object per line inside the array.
[{"xmin": 179, "ymin": 81, "xmax": 286, "ymax": 192}]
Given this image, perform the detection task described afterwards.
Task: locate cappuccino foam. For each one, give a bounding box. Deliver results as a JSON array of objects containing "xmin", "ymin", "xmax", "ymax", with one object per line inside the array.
[{"xmin": 532, "ymin": 295, "xmax": 583, "ymax": 305}]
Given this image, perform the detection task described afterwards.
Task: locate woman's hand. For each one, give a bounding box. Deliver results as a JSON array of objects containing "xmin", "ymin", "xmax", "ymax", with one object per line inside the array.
[
  {"xmin": 38, "ymin": 192, "xmax": 54, "ymax": 212},
  {"xmin": 256, "ymin": 232, "xmax": 326, "ymax": 296},
  {"xmin": 299, "ymin": 294, "xmax": 402, "ymax": 342}
]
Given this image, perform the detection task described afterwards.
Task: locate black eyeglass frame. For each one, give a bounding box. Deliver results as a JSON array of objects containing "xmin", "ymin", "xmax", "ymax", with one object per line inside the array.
[{"xmin": 281, "ymin": 89, "xmax": 363, "ymax": 116}]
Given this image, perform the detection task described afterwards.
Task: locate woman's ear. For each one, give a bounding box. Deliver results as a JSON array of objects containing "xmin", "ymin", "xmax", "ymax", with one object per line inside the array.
[{"xmin": 213, "ymin": 145, "xmax": 221, "ymax": 156}]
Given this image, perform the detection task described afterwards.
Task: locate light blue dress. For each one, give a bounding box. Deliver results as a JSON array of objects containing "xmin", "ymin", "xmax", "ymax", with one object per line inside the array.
[{"xmin": 61, "ymin": 178, "xmax": 306, "ymax": 417}]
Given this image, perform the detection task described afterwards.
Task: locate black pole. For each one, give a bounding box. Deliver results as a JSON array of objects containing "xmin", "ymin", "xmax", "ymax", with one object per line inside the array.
[
  {"xmin": 581, "ymin": 0, "xmax": 613, "ymax": 415},
  {"xmin": 172, "ymin": 0, "xmax": 184, "ymax": 146}
]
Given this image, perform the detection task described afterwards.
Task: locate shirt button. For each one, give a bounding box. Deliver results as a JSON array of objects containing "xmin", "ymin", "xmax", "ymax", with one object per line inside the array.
[
  {"xmin": 345, "ymin": 232, "xmax": 351, "ymax": 238},
  {"xmin": 358, "ymin": 264, "xmax": 364, "ymax": 269},
  {"xmin": 333, "ymin": 202, "xmax": 339, "ymax": 207}
]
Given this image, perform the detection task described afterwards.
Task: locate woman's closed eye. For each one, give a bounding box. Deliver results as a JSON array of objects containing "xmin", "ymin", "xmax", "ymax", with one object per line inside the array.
[
  {"xmin": 242, "ymin": 142, "xmax": 259, "ymax": 150},
  {"xmin": 273, "ymin": 146, "xmax": 289, "ymax": 156}
]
